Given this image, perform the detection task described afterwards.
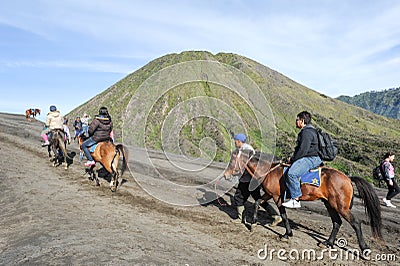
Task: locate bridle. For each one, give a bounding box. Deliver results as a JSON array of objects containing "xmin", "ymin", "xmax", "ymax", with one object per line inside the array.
[{"xmin": 232, "ymin": 152, "xmax": 289, "ymax": 179}]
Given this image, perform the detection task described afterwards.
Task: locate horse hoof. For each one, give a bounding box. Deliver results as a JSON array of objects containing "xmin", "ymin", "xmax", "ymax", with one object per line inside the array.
[
  {"xmin": 279, "ymin": 235, "xmax": 290, "ymax": 242},
  {"xmin": 280, "ymin": 233, "xmax": 291, "ymax": 240},
  {"xmin": 320, "ymin": 241, "xmax": 333, "ymax": 248}
]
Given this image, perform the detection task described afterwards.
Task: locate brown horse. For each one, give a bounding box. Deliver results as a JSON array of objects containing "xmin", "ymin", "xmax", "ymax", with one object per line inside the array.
[
  {"xmin": 223, "ymin": 150, "xmax": 383, "ymax": 252},
  {"xmin": 47, "ymin": 129, "xmax": 70, "ymax": 170},
  {"xmin": 78, "ymin": 135, "xmax": 128, "ymax": 192},
  {"xmin": 25, "ymin": 108, "xmax": 41, "ymax": 119}
]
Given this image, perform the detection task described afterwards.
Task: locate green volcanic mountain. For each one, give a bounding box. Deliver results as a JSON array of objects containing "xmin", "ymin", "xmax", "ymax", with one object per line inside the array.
[
  {"xmin": 337, "ymin": 87, "xmax": 400, "ymax": 119},
  {"xmin": 68, "ymin": 51, "xmax": 400, "ymax": 181}
]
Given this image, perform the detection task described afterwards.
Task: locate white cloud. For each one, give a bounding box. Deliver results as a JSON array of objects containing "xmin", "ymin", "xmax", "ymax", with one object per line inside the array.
[{"xmin": 0, "ymin": 0, "xmax": 399, "ymax": 115}]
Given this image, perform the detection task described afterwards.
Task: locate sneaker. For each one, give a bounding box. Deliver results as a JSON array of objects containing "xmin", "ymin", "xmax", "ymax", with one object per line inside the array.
[
  {"xmin": 386, "ymin": 200, "xmax": 396, "ymax": 208},
  {"xmin": 42, "ymin": 141, "xmax": 50, "ymax": 147},
  {"xmin": 85, "ymin": 160, "xmax": 96, "ymax": 167},
  {"xmin": 282, "ymin": 198, "xmax": 301, "ymax": 208}
]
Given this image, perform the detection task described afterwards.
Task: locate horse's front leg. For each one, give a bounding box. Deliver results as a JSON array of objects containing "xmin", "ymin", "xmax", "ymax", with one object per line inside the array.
[
  {"xmin": 321, "ymin": 199, "xmax": 342, "ymax": 248},
  {"xmin": 278, "ymin": 205, "xmax": 293, "ymax": 238},
  {"xmin": 91, "ymin": 166, "xmax": 100, "ymax": 186}
]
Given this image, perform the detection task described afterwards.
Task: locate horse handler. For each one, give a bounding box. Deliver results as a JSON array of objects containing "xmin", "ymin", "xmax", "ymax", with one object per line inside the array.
[{"xmin": 230, "ymin": 133, "xmax": 282, "ymax": 226}]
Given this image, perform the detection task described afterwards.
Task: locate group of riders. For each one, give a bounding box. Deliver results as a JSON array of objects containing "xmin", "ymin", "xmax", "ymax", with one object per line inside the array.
[
  {"xmin": 41, "ymin": 105, "xmax": 114, "ymax": 167},
  {"xmin": 40, "ymin": 106, "xmax": 399, "ymax": 227}
]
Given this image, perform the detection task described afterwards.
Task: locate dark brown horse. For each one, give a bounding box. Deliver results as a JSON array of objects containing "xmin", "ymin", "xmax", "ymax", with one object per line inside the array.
[
  {"xmin": 223, "ymin": 150, "xmax": 383, "ymax": 252},
  {"xmin": 25, "ymin": 108, "xmax": 41, "ymax": 119},
  {"xmin": 47, "ymin": 129, "xmax": 70, "ymax": 170},
  {"xmin": 77, "ymin": 135, "xmax": 128, "ymax": 192}
]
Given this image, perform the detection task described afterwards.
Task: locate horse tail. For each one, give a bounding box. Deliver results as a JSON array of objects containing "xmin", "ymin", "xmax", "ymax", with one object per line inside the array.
[
  {"xmin": 350, "ymin": 176, "xmax": 383, "ymax": 241},
  {"xmin": 115, "ymin": 144, "xmax": 128, "ymax": 177}
]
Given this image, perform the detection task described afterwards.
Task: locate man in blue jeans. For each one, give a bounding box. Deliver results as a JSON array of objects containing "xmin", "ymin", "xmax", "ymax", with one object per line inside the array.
[{"xmin": 283, "ymin": 111, "xmax": 322, "ymax": 208}]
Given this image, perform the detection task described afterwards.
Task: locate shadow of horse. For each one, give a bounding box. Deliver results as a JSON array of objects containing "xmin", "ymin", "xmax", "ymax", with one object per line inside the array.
[{"xmin": 197, "ymin": 188, "xmax": 237, "ymax": 220}]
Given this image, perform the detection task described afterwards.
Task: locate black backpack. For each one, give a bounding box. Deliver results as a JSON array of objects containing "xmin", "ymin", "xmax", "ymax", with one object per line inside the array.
[
  {"xmin": 373, "ymin": 165, "xmax": 384, "ymax": 181},
  {"xmin": 316, "ymin": 128, "xmax": 338, "ymax": 161}
]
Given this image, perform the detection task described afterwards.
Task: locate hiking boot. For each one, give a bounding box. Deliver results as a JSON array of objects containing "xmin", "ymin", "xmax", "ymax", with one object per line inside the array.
[
  {"xmin": 85, "ymin": 160, "xmax": 96, "ymax": 167},
  {"xmin": 42, "ymin": 141, "xmax": 50, "ymax": 147},
  {"xmin": 282, "ymin": 198, "xmax": 301, "ymax": 208},
  {"xmin": 231, "ymin": 205, "xmax": 245, "ymax": 224}
]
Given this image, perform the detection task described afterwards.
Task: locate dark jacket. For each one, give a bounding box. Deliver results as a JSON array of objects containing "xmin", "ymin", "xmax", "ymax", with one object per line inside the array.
[
  {"xmin": 73, "ymin": 120, "xmax": 82, "ymax": 130},
  {"xmin": 88, "ymin": 115, "xmax": 113, "ymax": 142},
  {"xmin": 291, "ymin": 124, "xmax": 319, "ymax": 162}
]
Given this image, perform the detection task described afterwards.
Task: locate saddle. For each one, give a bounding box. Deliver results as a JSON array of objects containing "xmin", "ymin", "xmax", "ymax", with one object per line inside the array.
[{"xmin": 284, "ymin": 167, "xmax": 322, "ymax": 187}]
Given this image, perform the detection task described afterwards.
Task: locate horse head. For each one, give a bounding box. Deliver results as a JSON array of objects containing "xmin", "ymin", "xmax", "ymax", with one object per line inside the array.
[{"xmin": 223, "ymin": 149, "xmax": 251, "ymax": 179}]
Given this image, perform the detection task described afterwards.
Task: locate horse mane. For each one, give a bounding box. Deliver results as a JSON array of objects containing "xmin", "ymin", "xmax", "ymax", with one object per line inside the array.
[{"xmin": 253, "ymin": 151, "xmax": 275, "ymax": 163}]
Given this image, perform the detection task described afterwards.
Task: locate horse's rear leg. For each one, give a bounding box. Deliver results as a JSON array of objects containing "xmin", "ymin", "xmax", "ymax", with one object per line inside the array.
[
  {"xmin": 322, "ymin": 200, "xmax": 342, "ymax": 248},
  {"xmin": 339, "ymin": 209, "xmax": 368, "ymax": 251},
  {"xmin": 110, "ymin": 171, "xmax": 119, "ymax": 192}
]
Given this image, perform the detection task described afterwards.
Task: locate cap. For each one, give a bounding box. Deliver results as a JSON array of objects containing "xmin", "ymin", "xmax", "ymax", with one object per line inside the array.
[{"xmin": 234, "ymin": 133, "xmax": 246, "ymax": 143}]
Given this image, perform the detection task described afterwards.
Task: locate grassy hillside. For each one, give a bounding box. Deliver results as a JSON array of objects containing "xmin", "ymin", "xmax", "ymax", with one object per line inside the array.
[{"xmin": 68, "ymin": 51, "xmax": 400, "ymax": 182}]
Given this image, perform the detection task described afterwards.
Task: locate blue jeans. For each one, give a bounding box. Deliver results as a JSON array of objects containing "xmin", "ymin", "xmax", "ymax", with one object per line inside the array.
[
  {"xmin": 82, "ymin": 137, "xmax": 96, "ymax": 161},
  {"xmin": 286, "ymin": 156, "xmax": 322, "ymax": 199},
  {"xmin": 82, "ymin": 125, "xmax": 89, "ymax": 137}
]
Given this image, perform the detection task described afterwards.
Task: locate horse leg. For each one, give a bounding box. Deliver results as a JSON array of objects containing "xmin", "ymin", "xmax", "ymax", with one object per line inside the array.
[
  {"xmin": 278, "ymin": 205, "xmax": 293, "ymax": 238},
  {"xmin": 340, "ymin": 209, "xmax": 368, "ymax": 251},
  {"xmin": 110, "ymin": 172, "xmax": 119, "ymax": 192},
  {"xmin": 90, "ymin": 166, "xmax": 100, "ymax": 186},
  {"xmin": 321, "ymin": 200, "xmax": 342, "ymax": 248},
  {"xmin": 249, "ymin": 199, "xmax": 262, "ymax": 231}
]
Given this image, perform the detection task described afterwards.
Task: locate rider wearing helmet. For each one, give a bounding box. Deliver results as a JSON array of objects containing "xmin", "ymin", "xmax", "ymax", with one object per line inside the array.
[
  {"xmin": 81, "ymin": 107, "xmax": 113, "ymax": 167},
  {"xmin": 41, "ymin": 105, "xmax": 64, "ymax": 146}
]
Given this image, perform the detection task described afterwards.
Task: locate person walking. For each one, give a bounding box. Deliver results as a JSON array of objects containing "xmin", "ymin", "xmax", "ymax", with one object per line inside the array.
[
  {"xmin": 231, "ymin": 133, "xmax": 282, "ymax": 226},
  {"xmin": 382, "ymin": 152, "xmax": 399, "ymax": 208}
]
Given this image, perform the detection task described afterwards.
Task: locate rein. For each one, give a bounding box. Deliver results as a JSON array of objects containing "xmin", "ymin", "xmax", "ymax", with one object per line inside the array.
[
  {"xmin": 242, "ymin": 158, "xmax": 290, "ymax": 179},
  {"xmin": 214, "ymin": 176, "xmax": 227, "ymax": 206}
]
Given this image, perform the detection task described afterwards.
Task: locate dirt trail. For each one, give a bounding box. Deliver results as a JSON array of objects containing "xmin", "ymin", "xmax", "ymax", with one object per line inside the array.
[{"xmin": 0, "ymin": 113, "xmax": 398, "ymax": 265}]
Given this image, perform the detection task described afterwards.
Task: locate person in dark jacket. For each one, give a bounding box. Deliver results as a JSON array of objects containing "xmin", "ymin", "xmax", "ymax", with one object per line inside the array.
[
  {"xmin": 82, "ymin": 107, "xmax": 113, "ymax": 167},
  {"xmin": 282, "ymin": 111, "xmax": 322, "ymax": 208},
  {"xmin": 73, "ymin": 116, "xmax": 83, "ymax": 140}
]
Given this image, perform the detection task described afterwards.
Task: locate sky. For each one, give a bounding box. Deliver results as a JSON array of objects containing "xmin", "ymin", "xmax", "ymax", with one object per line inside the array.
[{"xmin": 1, "ymin": 0, "xmax": 399, "ymax": 118}]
